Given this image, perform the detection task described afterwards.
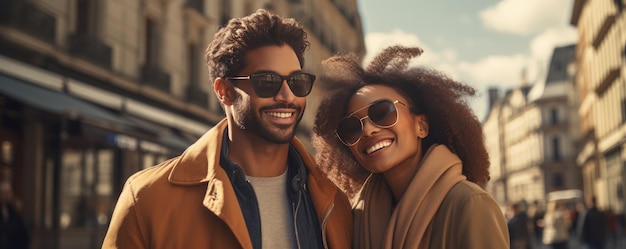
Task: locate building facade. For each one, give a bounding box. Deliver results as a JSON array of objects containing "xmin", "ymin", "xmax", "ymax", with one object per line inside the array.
[
  {"xmin": 483, "ymin": 88, "xmax": 507, "ymax": 207},
  {"xmin": 484, "ymin": 45, "xmax": 582, "ymax": 209},
  {"xmin": 0, "ymin": 0, "xmax": 365, "ymax": 248},
  {"xmin": 571, "ymin": 0, "xmax": 625, "ymax": 212}
]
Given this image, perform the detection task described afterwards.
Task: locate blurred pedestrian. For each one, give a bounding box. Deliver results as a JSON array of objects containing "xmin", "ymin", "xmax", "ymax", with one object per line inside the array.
[
  {"xmin": 542, "ymin": 200, "xmax": 570, "ymax": 249},
  {"xmin": 508, "ymin": 202, "xmax": 531, "ymax": 249},
  {"xmin": 580, "ymin": 196, "xmax": 607, "ymax": 249},
  {"xmin": 568, "ymin": 203, "xmax": 580, "ymax": 236},
  {"xmin": 0, "ymin": 180, "xmax": 30, "ymax": 249},
  {"xmin": 530, "ymin": 200, "xmax": 546, "ymax": 248},
  {"xmin": 606, "ymin": 208, "xmax": 618, "ymax": 247}
]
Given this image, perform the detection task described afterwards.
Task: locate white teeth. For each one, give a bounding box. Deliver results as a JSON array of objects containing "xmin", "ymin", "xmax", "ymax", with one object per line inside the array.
[
  {"xmin": 266, "ymin": 112, "xmax": 293, "ymax": 118},
  {"xmin": 366, "ymin": 140, "xmax": 392, "ymax": 154}
]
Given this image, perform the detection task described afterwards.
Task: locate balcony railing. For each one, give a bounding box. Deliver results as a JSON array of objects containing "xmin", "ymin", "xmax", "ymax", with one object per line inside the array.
[
  {"xmin": 141, "ymin": 64, "xmax": 171, "ymax": 92},
  {"xmin": 186, "ymin": 0, "xmax": 204, "ymax": 13},
  {"xmin": 0, "ymin": 0, "xmax": 56, "ymax": 44},
  {"xmin": 67, "ymin": 33, "xmax": 112, "ymax": 69},
  {"xmin": 186, "ymin": 85, "xmax": 208, "ymax": 107}
]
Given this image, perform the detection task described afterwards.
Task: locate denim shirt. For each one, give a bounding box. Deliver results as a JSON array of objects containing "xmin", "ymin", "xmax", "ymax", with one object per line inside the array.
[{"xmin": 219, "ymin": 133, "xmax": 324, "ymax": 249}]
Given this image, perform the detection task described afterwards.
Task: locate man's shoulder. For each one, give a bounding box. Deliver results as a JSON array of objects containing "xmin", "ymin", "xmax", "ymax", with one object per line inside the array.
[{"xmin": 124, "ymin": 156, "xmax": 180, "ymax": 192}]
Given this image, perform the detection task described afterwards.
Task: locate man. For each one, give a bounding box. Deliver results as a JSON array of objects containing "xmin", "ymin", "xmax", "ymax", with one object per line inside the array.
[
  {"xmin": 507, "ymin": 202, "xmax": 530, "ymax": 249},
  {"xmin": 529, "ymin": 200, "xmax": 545, "ymax": 248},
  {"xmin": 0, "ymin": 181, "xmax": 30, "ymax": 249},
  {"xmin": 580, "ymin": 196, "xmax": 607, "ymax": 249},
  {"xmin": 102, "ymin": 9, "xmax": 352, "ymax": 249}
]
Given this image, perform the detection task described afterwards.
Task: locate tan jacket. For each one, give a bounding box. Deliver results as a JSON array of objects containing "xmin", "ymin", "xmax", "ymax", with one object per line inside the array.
[
  {"xmin": 428, "ymin": 181, "xmax": 510, "ymax": 249},
  {"xmin": 353, "ymin": 145, "xmax": 509, "ymax": 249},
  {"xmin": 102, "ymin": 119, "xmax": 353, "ymax": 249}
]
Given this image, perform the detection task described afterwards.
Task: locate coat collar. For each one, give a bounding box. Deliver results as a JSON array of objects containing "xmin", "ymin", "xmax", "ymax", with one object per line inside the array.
[
  {"xmin": 167, "ymin": 119, "xmax": 227, "ymax": 185},
  {"xmin": 353, "ymin": 144, "xmax": 467, "ymax": 249},
  {"xmin": 166, "ymin": 118, "xmax": 338, "ymax": 225}
]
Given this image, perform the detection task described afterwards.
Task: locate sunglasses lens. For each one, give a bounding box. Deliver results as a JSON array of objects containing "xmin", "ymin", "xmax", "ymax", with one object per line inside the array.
[
  {"xmin": 288, "ymin": 73, "xmax": 314, "ymax": 97},
  {"xmin": 336, "ymin": 99, "xmax": 399, "ymax": 146},
  {"xmin": 250, "ymin": 74, "xmax": 282, "ymax": 98},
  {"xmin": 249, "ymin": 73, "xmax": 314, "ymax": 98},
  {"xmin": 369, "ymin": 100, "xmax": 398, "ymax": 127},
  {"xmin": 337, "ymin": 116, "xmax": 362, "ymax": 145}
]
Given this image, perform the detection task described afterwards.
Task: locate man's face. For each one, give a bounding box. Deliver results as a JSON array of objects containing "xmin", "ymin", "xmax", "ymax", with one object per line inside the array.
[{"xmin": 229, "ymin": 45, "xmax": 307, "ymax": 144}]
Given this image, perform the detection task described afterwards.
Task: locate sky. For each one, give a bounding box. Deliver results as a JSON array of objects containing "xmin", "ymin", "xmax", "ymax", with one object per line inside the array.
[{"xmin": 357, "ymin": 0, "xmax": 578, "ymax": 120}]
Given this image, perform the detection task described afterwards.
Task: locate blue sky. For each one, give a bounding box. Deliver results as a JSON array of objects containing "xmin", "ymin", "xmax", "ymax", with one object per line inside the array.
[{"xmin": 358, "ymin": 0, "xmax": 577, "ymax": 119}]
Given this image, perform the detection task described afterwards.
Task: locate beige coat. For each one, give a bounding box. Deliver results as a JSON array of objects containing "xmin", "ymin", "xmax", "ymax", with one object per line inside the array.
[
  {"xmin": 353, "ymin": 145, "xmax": 509, "ymax": 249},
  {"xmin": 101, "ymin": 119, "xmax": 353, "ymax": 249}
]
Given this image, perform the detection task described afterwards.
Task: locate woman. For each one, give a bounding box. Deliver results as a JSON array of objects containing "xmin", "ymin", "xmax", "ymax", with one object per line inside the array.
[
  {"xmin": 313, "ymin": 46, "xmax": 509, "ymax": 248},
  {"xmin": 542, "ymin": 200, "xmax": 570, "ymax": 249}
]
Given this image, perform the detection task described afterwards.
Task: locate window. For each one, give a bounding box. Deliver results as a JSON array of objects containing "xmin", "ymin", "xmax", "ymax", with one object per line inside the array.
[
  {"xmin": 59, "ymin": 148, "xmax": 114, "ymax": 229},
  {"xmin": 220, "ymin": 1, "xmax": 231, "ymax": 26},
  {"xmin": 550, "ymin": 108, "xmax": 558, "ymax": 125},
  {"xmin": 552, "ymin": 137, "xmax": 561, "ymax": 161},
  {"xmin": 75, "ymin": 0, "xmax": 101, "ymax": 35},
  {"xmin": 141, "ymin": 14, "xmax": 170, "ymax": 91},
  {"xmin": 145, "ymin": 18, "xmax": 159, "ymax": 63},
  {"xmin": 553, "ymin": 173, "xmax": 564, "ymax": 189},
  {"xmin": 188, "ymin": 43, "xmax": 199, "ymax": 85}
]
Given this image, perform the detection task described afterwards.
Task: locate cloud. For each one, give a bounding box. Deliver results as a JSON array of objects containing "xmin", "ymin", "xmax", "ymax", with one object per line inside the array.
[
  {"xmin": 458, "ymin": 54, "xmax": 531, "ymax": 88},
  {"xmin": 361, "ymin": 25, "xmax": 576, "ymax": 120},
  {"xmin": 480, "ymin": 0, "xmax": 574, "ymax": 35},
  {"xmin": 363, "ymin": 30, "xmax": 507, "ymax": 119},
  {"xmin": 363, "ymin": 29, "xmax": 427, "ymax": 65},
  {"xmin": 364, "ymin": 30, "xmax": 461, "ymax": 79}
]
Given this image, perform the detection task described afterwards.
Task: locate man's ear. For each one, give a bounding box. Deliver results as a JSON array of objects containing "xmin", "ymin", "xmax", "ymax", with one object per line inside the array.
[{"xmin": 214, "ymin": 78, "xmax": 235, "ymax": 105}]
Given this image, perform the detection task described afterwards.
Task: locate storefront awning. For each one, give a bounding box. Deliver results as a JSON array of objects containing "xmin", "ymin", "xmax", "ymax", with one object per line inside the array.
[
  {"xmin": 124, "ymin": 115, "xmax": 193, "ymax": 152},
  {"xmin": 0, "ymin": 73, "xmax": 138, "ymax": 131},
  {"xmin": 0, "ymin": 73, "xmax": 192, "ymax": 153}
]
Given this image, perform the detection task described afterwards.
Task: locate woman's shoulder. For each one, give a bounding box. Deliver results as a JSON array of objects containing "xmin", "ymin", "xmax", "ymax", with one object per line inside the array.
[
  {"xmin": 447, "ymin": 180, "xmax": 490, "ymax": 198},
  {"xmin": 430, "ymin": 181, "xmax": 509, "ymax": 248},
  {"xmin": 441, "ymin": 180, "xmax": 500, "ymax": 211}
]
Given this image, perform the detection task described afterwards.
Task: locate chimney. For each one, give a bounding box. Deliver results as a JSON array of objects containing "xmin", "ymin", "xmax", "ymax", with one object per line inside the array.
[
  {"xmin": 488, "ymin": 87, "xmax": 499, "ymax": 110},
  {"xmin": 520, "ymin": 67, "xmax": 527, "ymax": 87}
]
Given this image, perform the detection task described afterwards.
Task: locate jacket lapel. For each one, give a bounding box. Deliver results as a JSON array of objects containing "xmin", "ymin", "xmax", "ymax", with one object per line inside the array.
[
  {"xmin": 167, "ymin": 119, "xmax": 253, "ymax": 249},
  {"xmin": 165, "ymin": 119, "xmax": 338, "ymax": 249}
]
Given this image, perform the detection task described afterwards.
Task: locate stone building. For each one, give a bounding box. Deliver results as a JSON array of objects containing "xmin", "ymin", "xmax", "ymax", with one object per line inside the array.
[
  {"xmin": 0, "ymin": 0, "xmax": 365, "ymax": 248},
  {"xmin": 570, "ymin": 0, "xmax": 625, "ymax": 212},
  {"xmin": 484, "ymin": 45, "xmax": 582, "ymax": 208}
]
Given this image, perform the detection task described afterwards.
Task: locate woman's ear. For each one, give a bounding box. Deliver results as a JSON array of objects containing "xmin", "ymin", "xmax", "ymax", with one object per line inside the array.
[
  {"xmin": 414, "ymin": 115, "xmax": 429, "ymax": 139},
  {"xmin": 214, "ymin": 78, "xmax": 235, "ymax": 105}
]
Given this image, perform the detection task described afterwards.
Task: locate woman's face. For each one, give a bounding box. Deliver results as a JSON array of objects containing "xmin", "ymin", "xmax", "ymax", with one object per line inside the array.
[{"xmin": 343, "ymin": 84, "xmax": 426, "ymax": 174}]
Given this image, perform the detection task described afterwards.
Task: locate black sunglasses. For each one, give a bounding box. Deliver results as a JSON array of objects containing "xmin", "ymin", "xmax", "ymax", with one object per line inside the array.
[
  {"xmin": 336, "ymin": 99, "xmax": 406, "ymax": 146},
  {"xmin": 224, "ymin": 71, "xmax": 315, "ymax": 98}
]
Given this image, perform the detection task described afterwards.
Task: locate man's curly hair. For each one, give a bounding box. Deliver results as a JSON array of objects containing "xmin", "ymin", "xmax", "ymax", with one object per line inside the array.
[
  {"xmin": 205, "ymin": 9, "xmax": 309, "ymax": 82},
  {"xmin": 313, "ymin": 45, "xmax": 490, "ymax": 198}
]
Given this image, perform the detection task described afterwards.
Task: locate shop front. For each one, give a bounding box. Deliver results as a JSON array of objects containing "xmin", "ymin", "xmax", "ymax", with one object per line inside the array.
[{"xmin": 0, "ymin": 73, "xmax": 193, "ymax": 249}]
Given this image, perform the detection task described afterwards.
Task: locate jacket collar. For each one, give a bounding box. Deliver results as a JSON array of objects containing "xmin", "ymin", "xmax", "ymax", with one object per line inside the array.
[
  {"xmin": 167, "ymin": 119, "xmax": 227, "ymax": 185},
  {"xmin": 353, "ymin": 144, "xmax": 466, "ymax": 249},
  {"xmin": 166, "ymin": 118, "xmax": 338, "ymax": 221}
]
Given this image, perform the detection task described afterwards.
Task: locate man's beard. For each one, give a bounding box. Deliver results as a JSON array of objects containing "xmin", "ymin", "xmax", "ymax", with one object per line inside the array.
[{"xmin": 233, "ymin": 98, "xmax": 303, "ymax": 144}]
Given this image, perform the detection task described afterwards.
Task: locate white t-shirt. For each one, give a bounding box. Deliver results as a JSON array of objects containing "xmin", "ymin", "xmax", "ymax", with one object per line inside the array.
[{"xmin": 247, "ymin": 170, "xmax": 297, "ymax": 248}]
